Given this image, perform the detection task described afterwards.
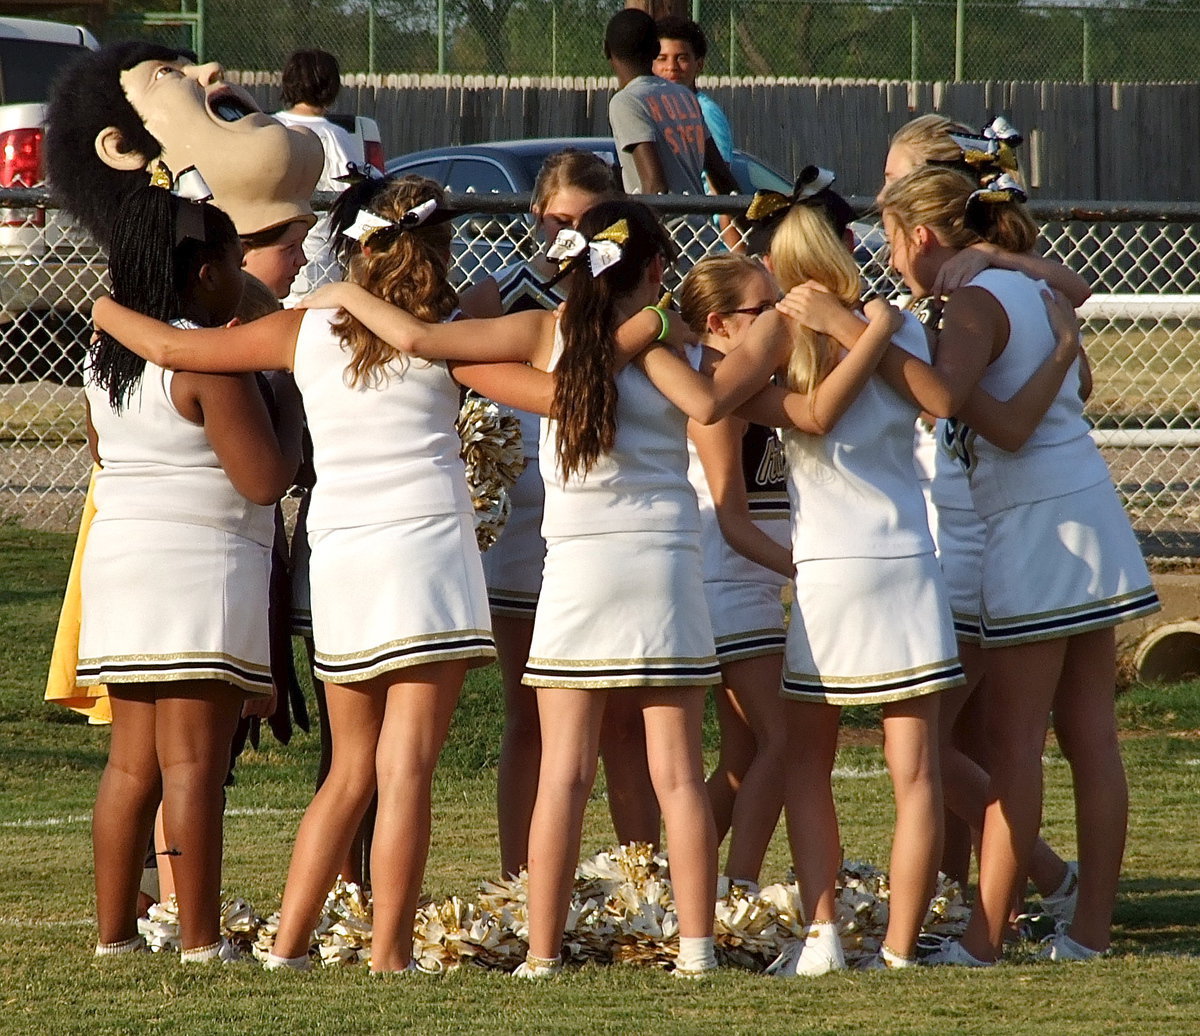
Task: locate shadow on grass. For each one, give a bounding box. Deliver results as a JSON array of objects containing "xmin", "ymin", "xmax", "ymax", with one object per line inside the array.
[{"xmin": 1117, "ymin": 877, "xmax": 1200, "ymax": 955}]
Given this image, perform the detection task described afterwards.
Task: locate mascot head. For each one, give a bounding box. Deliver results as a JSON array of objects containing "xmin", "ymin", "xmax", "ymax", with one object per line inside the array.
[{"xmin": 47, "ymin": 42, "xmax": 323, "ymax": 249}]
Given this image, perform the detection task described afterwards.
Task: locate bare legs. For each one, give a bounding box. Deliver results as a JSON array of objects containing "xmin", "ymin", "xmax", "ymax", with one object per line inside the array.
[
  {"xmin": 782, "ymin": 701, "xmax": 842, "ymax": 926},
  {"xmin": 708, "ymin": 653, "xmax": 787, "ymax": 884},
  {"xmin": 880, "ymin": 695, "xmax": 943, "ymax": 958},
  {"xmin": 271, "ymin": 660, "xmax": 465, "ymax": 971},
  {"xmin": 493, "ymin": 613, "xmax": 540, "ymax": 877},
  {"xmin": 94, "ymin": 692, "xmax": 160, "ymax": 947},
  {"xmin": 782, "ymin": 694, "xmax": 941, "ymax": 960},
  {"xmin": 961, "ymin": 637, "xmax": 1067, "ymax": 961},
  {"xmin": 1052, "ymin": 628, "xmax": 1126, "ymax": 952},
  {"xmin": 524, "ymin": 686, "xmax": 714, "ymax": 962},
  {"xmin": 940, "ymin": 643, "xmax": 1072, "ymax": 905},
  {"xmin": 95, "ymin": 681, "xmax": 242, "ymax": 950},
  {"xmin": 599, "ymin": 697, "xmax": 661, "ymax": 847}
]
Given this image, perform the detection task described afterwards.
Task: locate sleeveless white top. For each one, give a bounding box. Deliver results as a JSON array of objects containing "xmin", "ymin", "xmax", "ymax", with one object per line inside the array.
[
  {"xmin": 685, "ymin": 345, "xmax": 789, "ymax": 585},
  {"xmin": 952, "ymin": 269, "xmax": 1107, "ymax": 519},
  {"xmin": 292, "ymin": 308, "xmax": 473, "ymax": 531},
  {"xmin": 540, "ymin": 323, "xmax": 699, "ymax": 536},
  {"xmin": 86, "ymin": 335, "xmax": 274, "ymax": 546},
  {"xmin": 785, "ymin": 308, "xmax": 935, "ymax": 562}
]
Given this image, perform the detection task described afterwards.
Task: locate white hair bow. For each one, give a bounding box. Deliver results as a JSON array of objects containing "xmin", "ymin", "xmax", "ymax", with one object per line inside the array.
[
  {"xmin": 546, "ymin": 227, "xmax": 624, "ymax": 278},
  {"xmin": 342, "ymin": 199, "xmax": 442, "ymax": 245}
]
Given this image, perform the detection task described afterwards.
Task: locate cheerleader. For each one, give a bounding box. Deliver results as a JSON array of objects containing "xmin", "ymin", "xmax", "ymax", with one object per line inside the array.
[
  {"xmin": 456, "ymin": 150, "xmax": 662, "ymax": 871},
  {"xmin": 292, "ymin": 200, "xmax": 728, "ymax": 975},
  {"xmin": 676, "ymin": 254, "xmax": 792, "ymax": 888},
  {"xmin": 633, "ymin": 186, "xmax": 957, "ymax": 973},
  {"xmin": 92, "ymin": 175, "xmax": 553, "ymax": 973},
  {"xmin": 82, "ymin": 184, "xmax": 298, "ymax": 961},
  {"xmin": 875, "ymin": 165, "xmax": 1159, "ymax": 964},
  {"xmin": 880, "ymin": 114, "xmax": 1088, "ymax": 920}
]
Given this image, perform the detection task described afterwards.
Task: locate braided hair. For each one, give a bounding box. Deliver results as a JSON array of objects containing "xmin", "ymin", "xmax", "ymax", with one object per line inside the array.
[{"xmin": 91, "ymin": 187, "xmax": 239, "ymax": 410}]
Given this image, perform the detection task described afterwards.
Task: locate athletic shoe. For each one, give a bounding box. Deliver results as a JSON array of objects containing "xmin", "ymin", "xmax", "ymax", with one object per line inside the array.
[
  {"xmin": 920, "ymin": 939, "xmax": 995, "ymax": 967},
  {"xmin": 1039, "ymin": 860, "xmax": 1080, "ymax": 923}
]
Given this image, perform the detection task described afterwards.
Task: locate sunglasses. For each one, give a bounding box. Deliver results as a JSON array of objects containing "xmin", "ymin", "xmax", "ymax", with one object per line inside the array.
[{"xmin": 727, "ymin": 300, "xmax": 778, "ymax": 317}]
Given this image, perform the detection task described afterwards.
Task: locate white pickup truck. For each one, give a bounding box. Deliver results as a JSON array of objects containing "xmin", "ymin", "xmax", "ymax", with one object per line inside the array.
[{"xmin": 0, "ymin": 16, "xmax": 100, "ymax": 382}]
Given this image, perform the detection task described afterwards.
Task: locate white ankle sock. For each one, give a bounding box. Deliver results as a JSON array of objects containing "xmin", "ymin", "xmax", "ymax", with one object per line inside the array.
[
  {"xmin": 95, "ymin": 934, "xmax": 144, "ymax": 957},
  {"xmin": 263, "ymin": 950, "xmax": 312, "ymax": 972},
  {"xmin": 676, "ymin": 935, "xmax": 717, "ymax": 974}
]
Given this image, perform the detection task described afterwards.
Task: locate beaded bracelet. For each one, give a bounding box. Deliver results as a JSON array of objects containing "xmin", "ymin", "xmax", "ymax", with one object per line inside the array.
[{"xmin": 641, "ymin": 304, "xmax": 671, "ymax": 342}]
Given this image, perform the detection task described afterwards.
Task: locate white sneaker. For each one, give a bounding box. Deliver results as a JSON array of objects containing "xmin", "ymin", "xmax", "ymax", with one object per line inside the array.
[
  {"xmin": 921, "ymin": 939, "xmax": 995, "ymax": 967},
  {"xmin": 859, "ymin": 944, "xmax": 918, "ymax": 970},
  {"xmin": 1039, "ymin": 924, "xmax": 1106, "ymax": 962},
  {"xmin": 1040, "ymin": 860, "xmax": 1080, "ymax": 923},
  {"xmin": 513, "ymin": 956, "xmax": 561, "ymax": 979},
  {"xmin": 765, "ymin": 923, "xmax": 845, "ymax": 977},
  {"xmin": 94, "ymin": 935, "xmax": 146, "ymax": 957}
]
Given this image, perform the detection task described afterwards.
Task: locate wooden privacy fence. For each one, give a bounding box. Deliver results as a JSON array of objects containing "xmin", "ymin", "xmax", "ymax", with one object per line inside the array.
[{"xmin": 233, "ymin": 73, "xmax": 1200, "ymax": 201}]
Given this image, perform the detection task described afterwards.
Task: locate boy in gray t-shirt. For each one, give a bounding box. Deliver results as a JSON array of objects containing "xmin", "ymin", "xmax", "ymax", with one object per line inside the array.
[{"xmin": 603, "ymin": 9, "xmax": 737, "ymax": 197}]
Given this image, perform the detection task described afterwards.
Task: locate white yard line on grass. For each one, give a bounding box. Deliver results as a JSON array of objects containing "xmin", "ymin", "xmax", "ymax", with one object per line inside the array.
[{"xmin": 1, "ymin": 806, "xmax": 301, "ymax": 829}]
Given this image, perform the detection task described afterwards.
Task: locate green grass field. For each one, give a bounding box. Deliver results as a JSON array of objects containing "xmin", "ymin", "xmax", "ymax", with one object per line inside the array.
[{"xmin": 2, "ymin": 524, "xmax": 1198, "ymax": 1035}]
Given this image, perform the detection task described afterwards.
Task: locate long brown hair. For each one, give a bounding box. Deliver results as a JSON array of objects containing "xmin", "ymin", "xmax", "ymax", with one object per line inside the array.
[
  {"xmin": 552, "ymin": 199, "xmax": 675, "ymax": 479},
  {"xmin": 531, "ymin": 149, "xmax": 619, "ymax": 215},
  {"xmin": 329, "ymin": 175, "xmax": 458, "ymax": 387}
]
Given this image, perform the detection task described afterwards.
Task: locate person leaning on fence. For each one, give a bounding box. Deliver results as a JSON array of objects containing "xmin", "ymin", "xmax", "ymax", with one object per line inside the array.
[
  {"xmin": 875, "ymin": 164, "xmax": 1161, "ymax": 966},
  {"xmin": 603, "ymin": 8, "xmax": 738, "ymax": 198}
]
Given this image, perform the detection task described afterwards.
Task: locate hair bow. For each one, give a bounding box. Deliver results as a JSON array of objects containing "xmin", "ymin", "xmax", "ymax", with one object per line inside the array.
[
  {"xmin": 965, "ymin": 173, "xmax": 1028, "ymax": 234},
  {"xmin": 745, "ymin": 165, "xmax": 837, "ymax": 223},
  {"xmin": 983, "ymin": 115, "xmax": 1023, "ymax": 148},
  {"xmin": 544, "ymin": 218, "xmax": 630, "ymax": 287},
  {"xmin": 342, "ymin": 198, "xmax": 452, "ymax": 246},
  {"xmin": 148, "ymin": 160, "xmax": 215, "ymax": 244},
  {"xmin": 334, "ymin": 162, "xmax": 385, "ymax": 186},
  {"xmin": 942, "ymin": 117, "xmax": 1022, "ymax": 181}
]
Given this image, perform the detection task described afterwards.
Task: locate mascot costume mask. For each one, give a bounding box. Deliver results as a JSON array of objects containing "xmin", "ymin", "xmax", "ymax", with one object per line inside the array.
[{"xmin": 46, "ymin": 41, "xmax": 323, "ymax": 244}]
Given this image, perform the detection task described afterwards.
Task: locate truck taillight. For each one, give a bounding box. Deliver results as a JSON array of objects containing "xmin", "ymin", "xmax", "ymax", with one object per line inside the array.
[
  {"xmin": 0, "ymin": 128, "xmax": 45, "ymax": 227},
  {"xmin": 364, "ymin": 139, "xmax": 385, "ymax": 173}
]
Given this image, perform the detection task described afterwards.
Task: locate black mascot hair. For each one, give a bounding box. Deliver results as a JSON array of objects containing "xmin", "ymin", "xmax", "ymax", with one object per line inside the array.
[{"xmin": 45, "ymin": 41, "xmax": 196, "ymax": 251}]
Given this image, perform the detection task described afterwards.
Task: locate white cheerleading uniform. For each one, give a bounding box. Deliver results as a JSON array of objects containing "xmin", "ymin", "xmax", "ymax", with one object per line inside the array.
[
  {"xmin": 78, "ymin": 345, "xmax": 274, "ymax": 697},
  {"xmin": 686, "ymin": 344, "xmax": 790, "ymax": 662},
  {"xmin": 523, "ymin": 326, "xmax": 720, "ymax": 689},
  {"xmin": 292, "ymin": 309, "xmax": 494, "ymax": 683},
  {"xmin": 782, "ymin": 310, "xmax": 964, "ymax": 705},
  {"xmin": 929, "ymin": 434, "xmax": 987, "ymax": 645},
  {"xmin": 480, "ymin": 262, "xmax": 565, "ymax": 618},
  {"xmin": 950, "ymin": 269, "xmax": 1159, "ymax": 644}
]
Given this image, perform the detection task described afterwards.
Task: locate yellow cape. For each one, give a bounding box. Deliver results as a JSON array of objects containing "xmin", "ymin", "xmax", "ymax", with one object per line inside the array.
[{"xmin": 44, "ymin": 468, "xmax": 111, "ymax": 724}]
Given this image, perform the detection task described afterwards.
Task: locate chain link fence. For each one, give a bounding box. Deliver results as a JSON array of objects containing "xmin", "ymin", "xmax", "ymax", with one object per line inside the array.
[
  {"xmin": 2, "ymin": 189, "xmax": 1199, "ymax": 558},
  {"xmin": 94, "ymin": 0, "xmax": 1200, "ymax": 82}
]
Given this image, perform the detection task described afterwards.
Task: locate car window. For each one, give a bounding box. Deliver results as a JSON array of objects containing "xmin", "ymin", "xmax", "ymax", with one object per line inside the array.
[
  {"xmin": 733, "ymin": 154, "xmax": 793, "ymax": 195},
  {"xmin": 0, "ymin": 40, "xmax": 88, "ymax": 105},
  {"xmin": 445, "ymin": 158, "xmax": 515, "ymax": 194},
  {"xmin": 390, "ymin": 159, "xmax": 446, "ymax": 182}
]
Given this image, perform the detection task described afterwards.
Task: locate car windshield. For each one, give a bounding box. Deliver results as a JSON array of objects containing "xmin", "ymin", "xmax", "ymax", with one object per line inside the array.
[{"xmin": 0, "ymin": 39, "xmax": 86, "ymax": 105}]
